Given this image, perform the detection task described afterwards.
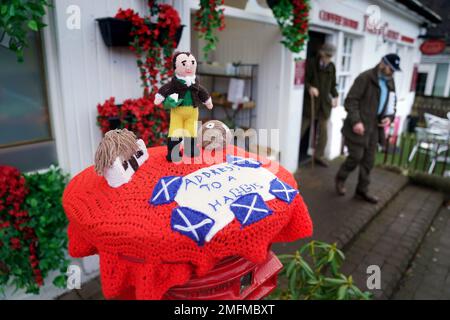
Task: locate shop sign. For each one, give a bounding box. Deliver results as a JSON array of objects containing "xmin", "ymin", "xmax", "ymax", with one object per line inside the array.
[
  {"xmin": 420, "ymin": 39, "xmax": 446, "ymax": 55},
  {"xmin": 319, "ymin": 10, "xmax": 359, "ymax": 30}
]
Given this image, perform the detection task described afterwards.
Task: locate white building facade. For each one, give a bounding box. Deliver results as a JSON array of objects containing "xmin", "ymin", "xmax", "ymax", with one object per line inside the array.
[
  {"xmin": 0, "ymin": 0, "xmax": 440, "ymax": 299},
  {"xmin": 1, "ymin": 0, "xmax": 437, "ymax": 176}
]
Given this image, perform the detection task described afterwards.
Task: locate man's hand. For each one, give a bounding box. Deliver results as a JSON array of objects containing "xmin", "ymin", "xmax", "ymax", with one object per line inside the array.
[
  {"xmin": 309, "ymin": 86, "xmax": 319, "ymax": 97},
  {"xmin": 379, "ymin": 117, "xmax": 391, "ymax": 127},
  {"xmin": 154, "ymin": 94, "xmax": 165, "ymax": 105},
  {"xmin": 204, "ymin": 97, "xmax": 213, "ymax": 110},
  {"xmin": 332, "ymin": 97, "xmax": 339, "ymax": 108},
  {"xmin": 353, "ymin": 122, "xmax": 365, "ymax": 136}
]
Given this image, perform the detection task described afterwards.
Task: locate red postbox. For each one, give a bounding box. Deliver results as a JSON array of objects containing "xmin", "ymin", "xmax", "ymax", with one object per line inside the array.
[{"xmin": 163, "ymin": 250, "xmax": 282, "ymax": 300}]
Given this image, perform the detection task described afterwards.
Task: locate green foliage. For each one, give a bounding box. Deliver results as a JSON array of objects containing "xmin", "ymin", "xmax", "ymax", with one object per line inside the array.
[
  {"xmin": 194, "ymin": 0, "xmax": 225, "ymax": 61},
  {"xmin": 0, "ymin": 0, "xmax": 51, "ymax": 62},
  {"xmin": 376, "ymin": 132, "xmax": 450, "ymax": 176},
  {"xmin": 0, "ymin": 166, "xmax": 70, "ymax": 295},
  {"xmin": 270, "ymin": 241, "xmax": 371, "ymax": 300},
  {"xmin": 271, "ymin": 0, "xmax": 309, "ymax": 57}
]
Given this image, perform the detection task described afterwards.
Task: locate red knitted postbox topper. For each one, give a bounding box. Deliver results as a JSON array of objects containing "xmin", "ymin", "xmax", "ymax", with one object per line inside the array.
[{"xmin": 63, "ymin": 145, "xmax": 313, "ymax": 299}]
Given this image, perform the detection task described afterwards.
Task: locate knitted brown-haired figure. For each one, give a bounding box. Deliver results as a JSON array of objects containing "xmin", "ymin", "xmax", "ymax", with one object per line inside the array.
[{"xmin": 94, "ymin": 129, "xmax": 149, "ymax": 188}]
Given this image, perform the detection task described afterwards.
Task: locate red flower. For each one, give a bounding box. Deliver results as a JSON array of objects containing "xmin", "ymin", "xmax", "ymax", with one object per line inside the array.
[{"xmin": 10, "ymin": 237, "xmax": 21, "ymax": 250}]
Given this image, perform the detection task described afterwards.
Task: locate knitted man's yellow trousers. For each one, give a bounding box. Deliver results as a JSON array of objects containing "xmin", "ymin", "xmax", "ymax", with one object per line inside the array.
[{"xmin": 168, "ymin": 106, "xmax": 199, "ymax": 138}]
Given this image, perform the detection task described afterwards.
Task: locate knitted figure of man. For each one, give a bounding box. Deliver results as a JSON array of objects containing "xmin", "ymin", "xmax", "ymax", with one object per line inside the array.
[{"xmin": 154, "ymin": 52, "xmax": 214, "ymax": 162}]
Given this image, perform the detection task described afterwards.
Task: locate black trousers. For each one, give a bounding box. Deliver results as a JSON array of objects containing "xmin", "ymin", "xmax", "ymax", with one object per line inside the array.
[{"xmin": 336, "ymin": 132, "xmax": 378, "ymax": 194}]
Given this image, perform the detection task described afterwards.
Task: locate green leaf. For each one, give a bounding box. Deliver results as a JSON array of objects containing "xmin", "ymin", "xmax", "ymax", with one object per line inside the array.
[
  {"xmin": 286, "ymin": 259, "xmax": 296, "ymax": 277},
  {"xmin": 299, "ymin": 258, "xmax": 314, "ymax": 277},
  {"xmin": 9, "ymin": 5, "xmax": 15, "ymax": 17},
  {"xmin": 52, "ymin": 274, "xmax": 67, "ymax": 288},
  {"xmin": 27, "ymin": 20, "xmax": 38, "ymax": 31},
  {"xmin": 327, "ymin": 249, "xmax": 335, "ymax": 262},
  {"xmin": 289, "ymin": 268, "xmax": 297, "ymax": 295},
  {"xmin": 337, "ymin": 285, "xmax": 348, "ymax": 300},
  {"xmin": 323, "ymin": 277, "xmax": 346, "ymax": 285}
]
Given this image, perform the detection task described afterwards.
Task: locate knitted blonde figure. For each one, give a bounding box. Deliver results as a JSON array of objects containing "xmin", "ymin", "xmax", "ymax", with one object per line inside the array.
[{"xmin": 154, "ymin": 52, "xmax": 213, "ymax": 162}]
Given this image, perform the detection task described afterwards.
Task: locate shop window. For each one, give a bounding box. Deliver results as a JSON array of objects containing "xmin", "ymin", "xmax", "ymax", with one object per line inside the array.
[
  {"xmin": 341, "ymin": 37, "xmax": 353, "ymax": 72},
  {"xmin": 0, "ymin": 32, "xmax": 57, "ymax": 172},
  {"xmin": 433, "ymin": 63, "xmax": 449, "ymax": 97},
  {"xmin": 337, "ymin": 35, "xmax": 354, "ymax": 104}
]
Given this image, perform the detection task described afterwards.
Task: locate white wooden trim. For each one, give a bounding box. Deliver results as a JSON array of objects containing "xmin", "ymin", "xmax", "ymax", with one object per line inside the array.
[
  {"xmin": 443, "ymin": 64, "xmax": 450, "ymax": 97},
  {"xmin": 40, "ymin": 1, "xmax": 71, "ymax": 173},
  {"xmin": 418, "ymin": 63, "xmax": 437, "ymax": 96},
  {"xmin": 185, "ymin": 0, "xmax": 277, "ymax": 25}
]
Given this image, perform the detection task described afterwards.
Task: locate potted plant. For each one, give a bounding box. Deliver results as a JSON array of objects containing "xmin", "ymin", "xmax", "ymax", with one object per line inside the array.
[
  {"xmin": 269, "ymin": 0, "xmax": 310, "ymax": 56},
  {"xmin": 96, "ymin": 17, "xmax": 184, "ymax": 48},
  {"xmin": 96, "ymin": 2, "xmax": 182, "ymax": 145},
  {"xmin": 0, "ymin": 166, "xmax": 70, "ymax": 294},
  {"xmin": 270, "ymin": 241, "xmax": 372, "ymax": 300},
  {"xmin": 194, "ymin": 0, "xmax": 225, "ymax": 61}
]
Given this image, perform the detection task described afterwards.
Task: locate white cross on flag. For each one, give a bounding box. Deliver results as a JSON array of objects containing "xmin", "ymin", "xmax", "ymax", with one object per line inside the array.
[
  {"xmin": 230, "ymin": 193, "xmax": 273, "ymax": 227},
  {"xmin": 150, "ymin": 176, "xmax": 182, "ymax": 205},
  {"xmin": 171, "ymin": 206, "xmax": 214, "ymax": 246},
  {"xmin": 269, "ymin": 178, "xmax": 298, "ymax": 204}
]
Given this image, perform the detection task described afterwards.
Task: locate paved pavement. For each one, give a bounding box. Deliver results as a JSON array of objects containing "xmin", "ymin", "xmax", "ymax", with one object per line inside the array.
[
  {"xmin": 339, "ymin": 185, "xmax": 443, "ymax": 299},
  {"xmin": 57, "ymin": 277, "xmax": 103, "ymax": 300},
  {"xmin": 272, "ymin": 158, "xmax": 408, "ymax": 253},
  {"xmin": 393, "ymin": 205, "xmax": 450, "ymax": 300}
]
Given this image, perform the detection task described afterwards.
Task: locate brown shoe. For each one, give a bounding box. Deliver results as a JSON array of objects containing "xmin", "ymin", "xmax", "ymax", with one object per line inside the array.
[
  {"xmin": 355, "ymin": 191, "xmax": 379, "ymax": 204},
  {"xmin": 335, "ymin": 178, "xmax": 346, "ymax": 196},
  {"xmin": 314, "ymin": 157, "xmax": 329, "ymax": 167}
]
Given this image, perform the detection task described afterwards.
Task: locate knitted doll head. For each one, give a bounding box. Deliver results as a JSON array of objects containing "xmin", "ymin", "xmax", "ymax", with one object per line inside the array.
[
  {"xmin": 94, "ymin": 129, "xmax": 149, "ymax": 188},
  {"xmin": 200, "ymin": 120, "xmax": 232, "ymax": 151},
  {"xmin": 173, "ymin": 51, "xmax": 197, "ymax": 78}
]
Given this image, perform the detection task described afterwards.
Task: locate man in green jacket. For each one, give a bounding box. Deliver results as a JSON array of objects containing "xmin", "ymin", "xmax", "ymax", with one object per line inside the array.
[
  {"xmin": 336, "ymin": 54, "xmax": 400, "ymax": 204},
  {"xmin": 301, "ymin": 43, "xmax": 339, "ymax": 167}
]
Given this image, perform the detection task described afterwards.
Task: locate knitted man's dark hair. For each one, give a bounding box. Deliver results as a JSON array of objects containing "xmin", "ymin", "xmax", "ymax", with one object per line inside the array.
[{"xmin": 172, "ymin": 51, "xmax": 192, "ymax": 70}]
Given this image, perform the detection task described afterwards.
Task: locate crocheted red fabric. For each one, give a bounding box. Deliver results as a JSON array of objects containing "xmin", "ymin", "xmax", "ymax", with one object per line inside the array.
[{"xmin": 63, "ymin": 145, "xmax": 312, "ymax": 299}]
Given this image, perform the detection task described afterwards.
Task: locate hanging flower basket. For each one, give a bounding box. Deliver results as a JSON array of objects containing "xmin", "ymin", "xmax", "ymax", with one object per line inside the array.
[
  {"xmin": 269, "ymin": 0, "xmax": 310, "ymax": 56},
  {"xmin": 96, "ymin": 17, "xmax": 184, "ymax": 48},
  {"xmin": 96, "ymin": 17, "xmax": 133, "ymax": 46}
]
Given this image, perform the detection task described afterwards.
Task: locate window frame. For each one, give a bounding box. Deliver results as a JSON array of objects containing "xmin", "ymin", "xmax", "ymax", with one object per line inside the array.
[
  {"xmin": 337, "ymin": 34, "xmax": 356, "ymax": 104},
  {"xmin": 0, "ymin": 31, "xmax": 54, "ymax": 149}
]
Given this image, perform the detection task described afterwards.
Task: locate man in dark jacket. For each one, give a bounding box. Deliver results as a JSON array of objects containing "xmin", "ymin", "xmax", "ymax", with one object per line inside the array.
[
  {"xmin": 336, "ymin": 54, "xmax": 400, "ymax": 203},
  {"xmin": 302, "ymin": 43, "xmax": 339, "ymax": 167}
]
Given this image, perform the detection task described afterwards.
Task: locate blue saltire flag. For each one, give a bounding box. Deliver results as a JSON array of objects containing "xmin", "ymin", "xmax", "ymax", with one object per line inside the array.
[
  {"xmin": 150, "ymin": 176, "xmax": 182, "ymax": 206},
  {"xmin": 269, "ymin": 178, "xmax": 298, "ymax": 204},
  {"xmin": 226, "ymin": 155, "xmax": 261, "ymax": 168},
  {"xmin": 171, "ymin": 206, "xmax": 215, "ymax": 246},
  {"xmin": 230, "ymin": 193, "xmax": 273, "ymax": 227}
]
